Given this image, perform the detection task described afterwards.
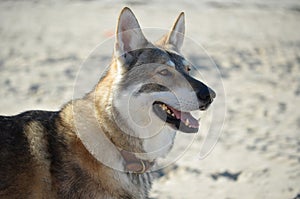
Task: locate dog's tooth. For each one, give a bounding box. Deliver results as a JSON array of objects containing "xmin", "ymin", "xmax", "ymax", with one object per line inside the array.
[
  {"xmin": 167, "ymin": 110, "xmax": 171, "ymax": 114},
  {"xmin": 185, "ymin": 119, "xmax": 190, "ymax": 126},
  {"xmin": 171, "ymin": 113, "xmax": 175, "ymax": 117}
]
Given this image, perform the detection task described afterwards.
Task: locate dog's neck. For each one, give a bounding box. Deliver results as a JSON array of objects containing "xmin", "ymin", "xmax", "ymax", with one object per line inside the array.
[
  {"xmin": 61, "ymin": 81, "xmax": 155, "ymax": 172},
  {"xmin": 92, "ymin": 91, "xmax": 156, "ymax": 173}
]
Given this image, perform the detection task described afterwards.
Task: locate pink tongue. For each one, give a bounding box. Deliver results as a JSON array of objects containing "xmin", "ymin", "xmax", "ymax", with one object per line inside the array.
[{"xmin": 168, "ymin": 106, "xmax": 199, "ymax": 128}]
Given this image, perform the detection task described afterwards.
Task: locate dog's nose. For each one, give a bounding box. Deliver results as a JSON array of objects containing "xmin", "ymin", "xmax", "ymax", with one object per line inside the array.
[{"xmin": 197, "ymin": 87, "xmax": 216, "ymax": 102}]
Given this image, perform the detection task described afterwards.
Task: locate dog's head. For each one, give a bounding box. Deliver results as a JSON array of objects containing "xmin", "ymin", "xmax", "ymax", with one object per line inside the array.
[{"xmin": 102, "ymin": 8, "xmax": 215, "ymax": 160}]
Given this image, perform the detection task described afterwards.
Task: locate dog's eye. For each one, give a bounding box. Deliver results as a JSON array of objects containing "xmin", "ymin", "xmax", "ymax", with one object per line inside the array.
[
  {"xmin": 158, "ymin": 69, "xmax": 171, "ymax": 76},
  {"xmin": 182, "ymin": 59, "xmax": 191, "ymax": 72}
]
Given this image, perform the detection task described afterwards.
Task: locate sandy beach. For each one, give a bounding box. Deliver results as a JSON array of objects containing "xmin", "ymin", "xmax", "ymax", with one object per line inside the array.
[{"xmin": 0, "ymin": 0, "xmax": 299, "ymax": 198}]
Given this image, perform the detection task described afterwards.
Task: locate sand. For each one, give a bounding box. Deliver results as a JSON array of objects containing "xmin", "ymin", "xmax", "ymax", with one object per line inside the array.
[{"xmin": 0, "ymin": 0, "xmax": 299, "ymax": 198}]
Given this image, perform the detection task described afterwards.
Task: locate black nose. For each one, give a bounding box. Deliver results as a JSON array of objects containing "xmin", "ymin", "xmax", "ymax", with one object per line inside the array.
[{"xmin": 197, "ymin": 87, "xmax": 216, "ymax": 102}]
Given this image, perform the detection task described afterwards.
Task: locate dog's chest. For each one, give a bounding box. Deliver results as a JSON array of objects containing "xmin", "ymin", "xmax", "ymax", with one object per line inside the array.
[
  {"xmin": 108, "ymin": 172, "xmax": 153, "ymax": 198},
  {"xmin": 54, "ymin": 167, "xmax": 152, "ymax": 199}
]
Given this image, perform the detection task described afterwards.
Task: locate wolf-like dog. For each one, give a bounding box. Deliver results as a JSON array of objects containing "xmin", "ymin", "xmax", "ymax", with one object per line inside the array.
[{"xmin": 0, "ymin": 7, "xmax": 215, "ymax": 199}]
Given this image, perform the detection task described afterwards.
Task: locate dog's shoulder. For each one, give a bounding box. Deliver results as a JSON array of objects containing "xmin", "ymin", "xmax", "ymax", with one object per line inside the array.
[
  {"xmin": 0, "ymin": 110, "xmax": 60, "ymax": 152},
  {"xmin": 0, "ymin": 110, "xmax": 57, "ymax": 144},
  {"xmin": 0, "ymin": 110, "xmax": 63, "ymax": 198}
]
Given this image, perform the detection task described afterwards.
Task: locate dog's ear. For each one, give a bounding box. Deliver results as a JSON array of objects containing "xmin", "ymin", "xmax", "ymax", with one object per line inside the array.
[
  {"xmin": 114, "ymin": 7, "xmax": 148, "ymax": 68},
  {"xmin": 157, "ymin": 12, "xmax": 185, "ymax": 52}
]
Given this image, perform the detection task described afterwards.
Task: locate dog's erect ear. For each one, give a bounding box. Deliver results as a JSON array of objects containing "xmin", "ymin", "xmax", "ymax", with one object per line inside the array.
[
  {"xmin": 167, "ymin": 12, "xmax": 185, "ymax": 50},
  {"xmin": 157, "ymin": 12, "xmax": 185, "ymax": 52},
  {"xmin": 114, "ymin": 7, "xmax": 148, "ymax": 67}
]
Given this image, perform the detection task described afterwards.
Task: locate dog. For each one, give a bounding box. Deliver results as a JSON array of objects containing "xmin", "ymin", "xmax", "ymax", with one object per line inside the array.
[{"xmin": 0, "ymin": 7, "xmax": 215, "ymax": 199}]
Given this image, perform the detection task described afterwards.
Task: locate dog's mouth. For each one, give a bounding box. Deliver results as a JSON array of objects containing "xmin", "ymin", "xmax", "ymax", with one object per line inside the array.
[{"xmin": 152, "ymin": 101, "xmax": 199, "ymax": 133}]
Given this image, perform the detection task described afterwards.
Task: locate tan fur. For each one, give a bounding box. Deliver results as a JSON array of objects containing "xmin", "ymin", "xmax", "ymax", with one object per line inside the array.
[
  {"xmin": 54, "ymin": 89, "xmax": 148, "ymax": 198},
  {"xmin": 24, "ymin": 122, "xmax": 54, "ymax": 199}
]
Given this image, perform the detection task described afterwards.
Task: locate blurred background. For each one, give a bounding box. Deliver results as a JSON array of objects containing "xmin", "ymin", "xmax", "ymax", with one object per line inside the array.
[{"xmin": 0, "ymin": 0, "xmax": 299, "ymax": 198}]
